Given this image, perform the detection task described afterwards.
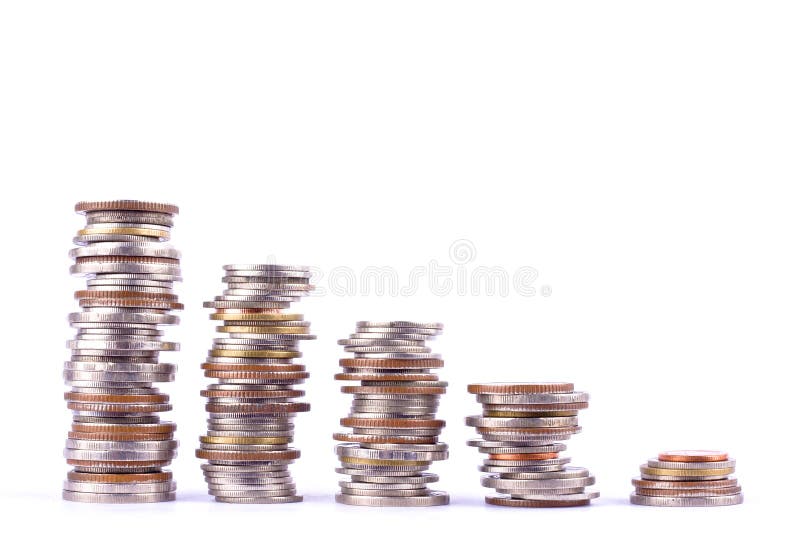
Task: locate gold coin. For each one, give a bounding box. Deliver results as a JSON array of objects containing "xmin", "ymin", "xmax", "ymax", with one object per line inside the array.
[
  {"xmin": 78, "ymin": 228, "xmax": 169, "ymax": 238},
  {"xmin": 216, "ymin": 326, "xmax": 309, "ymax": 334},
  {"xmin": 639, "ymin": 465, "xmax": 735, "ymax": 477},
  {"xmin": 209, "ymin": 350, "xmax": 300, "ymax": 358},
  {"xmin": 200, "ymin": 436, "xmax": 290, "ymax": 445}
]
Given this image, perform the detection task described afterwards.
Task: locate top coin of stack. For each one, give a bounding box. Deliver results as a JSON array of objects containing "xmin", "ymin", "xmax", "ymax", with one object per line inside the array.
[
  {"xmin": 466, "ymin": 382, "xmax": 598, "ymax": 507},
  {"xmin": 630, "ymin": 450, "xmax": 743, "ymax": 506},
  {"xmin": 333, "ymin": 321, "xmax": 449, "ymax": 507},
  {"xmin": 196, "ymin": 264, "xmax": 315, "ymax": 504},
  {"xmin": 64, "ymin": 200, "xmax": 182, "ymax": 504}
]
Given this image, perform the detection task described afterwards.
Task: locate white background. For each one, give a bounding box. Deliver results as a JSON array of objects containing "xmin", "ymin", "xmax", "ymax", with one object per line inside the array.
[{"xmin": 0, "ymin": 1, "xmax": 797, "ymax": 531}]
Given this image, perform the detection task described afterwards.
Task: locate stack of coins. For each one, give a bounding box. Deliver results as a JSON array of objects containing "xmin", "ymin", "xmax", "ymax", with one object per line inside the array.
[
  {"xmin": 466, "ymin": 382, "xmax": 598, "ymax": 508},
  {"xmin": 196, "ymin": 264, "xmax": 315, "ymax": 504},
  {"xmin": 64, "ymin": 200, "xmax": 182, "ymax": 503},
  {"xmin": 630, "ymin": 450, "xmax": 743, "ymax": 506},
  {"xmin": 333, "ymin": 321, "xmax": 449, "ymax": 507}
]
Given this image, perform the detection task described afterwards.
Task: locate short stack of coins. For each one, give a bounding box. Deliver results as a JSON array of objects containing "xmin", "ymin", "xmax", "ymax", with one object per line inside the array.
[
  {"xmin": 196, "ymin": 264, "xmax": 315, "ymax": 504},
  {"xmin": 630, "ymin": 450, "xmax": 743, "ymax": 506},
  {"xmin": 333, "ymin": 321, "xmax": 449, "ymax": 507},
  {"xmin": 466, "ymin": 382, "xmax": 598, "ymax": 508},
  {"xmin": 64, "ymin": 200, "xmax": 182, "ymax": 503}
]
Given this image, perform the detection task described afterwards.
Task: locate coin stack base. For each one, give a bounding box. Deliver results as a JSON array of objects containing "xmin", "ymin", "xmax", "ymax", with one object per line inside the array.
[
  {"xmin": 63, "ymin": 200, "xmax": 182, "ymax": 503},
  {"xmin": 334, "ymin": 321, "xmax": 449, "ymax": 507},
  {"xmin": 630, "ymin": 450, "xmax": 743, "ymax": 507},
  {"xmin": 196, "ymin": 264, "xmax": 315, "ymax": 503},
  {"xmin": 467, "ymin": 382, "xmax": 598, "ymax": 507}
]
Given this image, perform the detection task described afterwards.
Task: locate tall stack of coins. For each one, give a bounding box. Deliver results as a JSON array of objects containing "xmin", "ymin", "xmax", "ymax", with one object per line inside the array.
[
  {"xmin": 466, "ymin": 382, "xmax": 598, "ymax": 508},
  {"xmin": 196, "ymin": 264, "xmax": 315, "ymax": 504},
  {"xmin": 64, "ymin": 200, "xmax": 182, "ymax": 504},
  {"xmin": 630, "ymin": 450, "xmax": 743, "ymax": 506},
  {"xmin": 334, "ymin": 321, "xmax": 449, "ymax": 507}
]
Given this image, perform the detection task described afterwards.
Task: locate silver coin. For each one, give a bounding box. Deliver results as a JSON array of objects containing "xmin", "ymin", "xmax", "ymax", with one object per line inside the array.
[
  {"xmin": 336, "ymin": 444, "xmax": 448, "ymax": 462},
  {"xmin": 209, "ymin": 489, "xmax": 296, "ymax": 498},
  {"xmin": 360, "ymin": 443, "xmax": 448, "ymax": 452},
  {"xmin": 466, "ymin": 416, "xmax": 578, "ymax": 428},
  {"xmin": 341, "ymin": 340, "xmax": 428, "ymax": 348},
  {"xmin": 349, "ymin": 428, "xmax": 441, "ymax": 437},
  {"xmin": 338, "ymin": 461, "xmax": 427, "ymax": 472},
  {"xmin": 348, "ymin": 473, "xmax": 440, "ymax": 484},
  {"xmin": 335, "ymin": 467, "xmax": 425, "ymax": 477},
  {"xmin": 347, "ymin": 333, "xmax": 430, "ymax": 341},
  {"xmin": 71, "ymin": 415, "xmax": 164, "ymax": 424},
  {"xmin": 475, "ymin": 393, "xmax": 589, "ymax": 404},
  {"xmin": 641, "ymin": 474, "xmax": 731, "ymax": 481},
  {"xmin": 340, "ymin": 488, "xmax": 431, "ymax": 497},
  {"xmin": 355, "ymin": 321, "xmax": 443, "ymax": 330},
  {"xmin": 69, "ymin": 311, "xmax": 179, "ymax": 325},
  {"xmin": 65, "ymin": 361, "xmax": 176, "ymax": 373},
  {"xmin": 62, "ymin": 490, "xmax": 176, "ymax": 503},
  {"xmin": 479, "ymin": 464, "xmax": 568, "ymax": 474},
  {"xmin": 63, "ymin": 449, "xmax": 176, "ymax": 461},
  {"xmin": 85, "ymin": 211, "xmax": 174, "ymax": 226},
  {"xmin": 204, "ymin": 475, "xmax": 292, "ymax": 483},
  {"xmin": 223, "ymin": 264, "xmax": 310, "ymax": 272},
  {"xmin": 64, "ymin": 371, "xmax": 174, "ymax": 382},
  {"xmin": 71, "ymin": 263, "xmax": 182, "ymax": 276},
  {"xmin": 630, "ymin": 493, "xmax": 743, "ymax": 506},
  {"xmin": 214, "ymin": 495, "xmax": 302, "ymax": 504},
  {"xmin": 204, "ymin": 300, "xmax": 291, "ymax": 309},
  {"xmin": 475, "ymin": 444, "xmax": 568, "ymax": 454},
  {"xmin": 67, "ymin": 340, "xmax": 179, "ymax": 351},
  {"xmin": 348, "ymin": 353, "xmax": 441, "ymax": 360},
  {"xmin": 201, "ymin": 464, "xmax": 287, "ymax": 473},
  {"xmin": 65, "ymin": 439, "xmax": 178, "ymax": 451},
  {"xmin": 70, "ymin": 243, "xmax": 180, "ymax": 259},
  {"xmin": 646, "ymin": 458, "xmax": 737, "ymax": 470},
  {"xmin": 346, "ymin": 412, "xmax": 435, "ymax": 419},
  {"xmin": 506, "ymin": 487, "xmax": 588, "ymax": 497},
  {"xmin": 476, "ymin": 432, "xmax": 576, "ymax": 443},
  {"xmin": 498, "ymin": 467, "xmax": 591, "ymax": 480},
  {"xmin": 482, "ymin": 474, "xmax": 596, "ymax": 490},
  {"xmin": 198, "ymin": 444, "xmax": 290, "ymax": 452},
  {"xmin": 355, "ymin": 327, "xmax": 441, "ymax": 335},
  {"xmin": 482, "ymin": 457, "xmax": 570, "ymax": 467},
  {"xmin": 63, "ymin": 481, "xmax": 176, "ymax": 494},
  {"xmin": 335, "ymin": 491, "xmax": 448, "ymax": 507},
  {"xmin": 69, "ymin": 386, "xmax": 160, "ymax": 395},
  {"xmin": 340, "ymin": 481, "xmax": 427, "ymax": 490}
]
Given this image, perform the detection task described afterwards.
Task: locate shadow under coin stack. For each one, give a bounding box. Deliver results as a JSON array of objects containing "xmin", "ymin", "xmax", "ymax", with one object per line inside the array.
[
  {"xmin": 630, "ymin": 450, "xmax": 743, "ymax": 506},
  {"xmin": 334, "ymin": 321, "xmax": 449, "ymax": 507},
  {"xmin": 196, "ymin": 264, "xmax": 315, "ymax": 504},
  {"xmin": 64, "ymin": 200, "xmax": 182, "ymax": 503},
  {"xmin": 466, "ymin": 382, "xmax": 598, "ymax": 508}
]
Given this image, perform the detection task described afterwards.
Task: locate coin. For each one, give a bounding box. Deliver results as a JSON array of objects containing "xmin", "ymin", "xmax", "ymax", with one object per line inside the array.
[
  {"xmin": 63, "ymin": 201, "xmax": 183, "ymax": 503},
  {"xmin": 658, "ymin": 450, "xmax": 729, "ymax": 463},
  {"xmin": 335, "ymin": 321, "xmax": 448, "ymax": 506},
  {"xmin": 630, "ymin": 494, "xmax": 744, "ymax": 507}
]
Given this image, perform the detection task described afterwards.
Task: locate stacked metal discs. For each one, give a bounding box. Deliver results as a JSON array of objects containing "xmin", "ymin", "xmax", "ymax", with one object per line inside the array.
[
  {"xmin": 196, "ymin": 264, "xmax": 315, "ymax": 504},
  {"xmin": 64, "ymin": 200, "xmax": 182, "ymax": 503},
  {"xmin": 466, "ymin": 382, "xmax": 598, "ymax": 507},
  {"xmin": 630, "ymin": 450, "xmax": 743, "ymax": 506},
  {"xmin": 333, "ymin": 321, "xmax": 449, "ymax": 507}
]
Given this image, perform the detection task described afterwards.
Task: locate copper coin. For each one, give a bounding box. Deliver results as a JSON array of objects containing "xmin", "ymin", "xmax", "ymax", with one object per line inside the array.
[
  {"xmin": 75, "ymin": 200, "xmax": 179, "ymax": 214},
  {"xmin": 658, "ymin": 450, "xmax": 729, "ymax": 462},
  {"xmin": 65, "ymin": 392, "xmax": 170, "ymax": 403},
  {"xmin": 341, "ymin": 386, "xmax": 446, "ymax": 395},
  {"xmin": 201, "ymin": 389, "xmax": 304, "ymax": 399},
  {"xmin": 333, "ymin": 433, "xmax": 437, "ymax": 445},
  {"xmin": 488, "ymin": 453, "xmax": 560, "ymax": 460},
  {"xmin": 341, "ymin": 418, "xmax": 444, "ymax": 429},
  {"xmin": 71, "ymin": 422, "xmax": 176, "ymax": 434},
  {"xmin": 468, "ymin": 383, "xmax": 574, "ymax": 394},
  {"xmin": 195, "ymin": 449, "xmax": 300, "ymax": 461},
  {"xmin": 339, "ymin": 358, "xmax": 444, "ymax": 369},
  {"xmin": 67, "ymin": 471, "xmax": 173, "ymax": 483}
]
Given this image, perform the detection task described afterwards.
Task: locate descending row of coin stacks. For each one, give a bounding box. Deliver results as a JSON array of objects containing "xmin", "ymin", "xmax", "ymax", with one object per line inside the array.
[
  {"xmin": 630, "ymin": 450, "xmax": 743, "ymax": 506},
  {"xmin": 333, "ymin": 321, "xmax": 449, "ymax": 507},
  {"xmin": 466, "ymin": 382, "xmax": 598, "ymax": 507},
  {"xmin": 63, "ymin": 201, "xmax": 182, "ymax": 503},
  {"xmin": 195, "ymin": 264, "xmax": 315, "ymax": 504}
]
